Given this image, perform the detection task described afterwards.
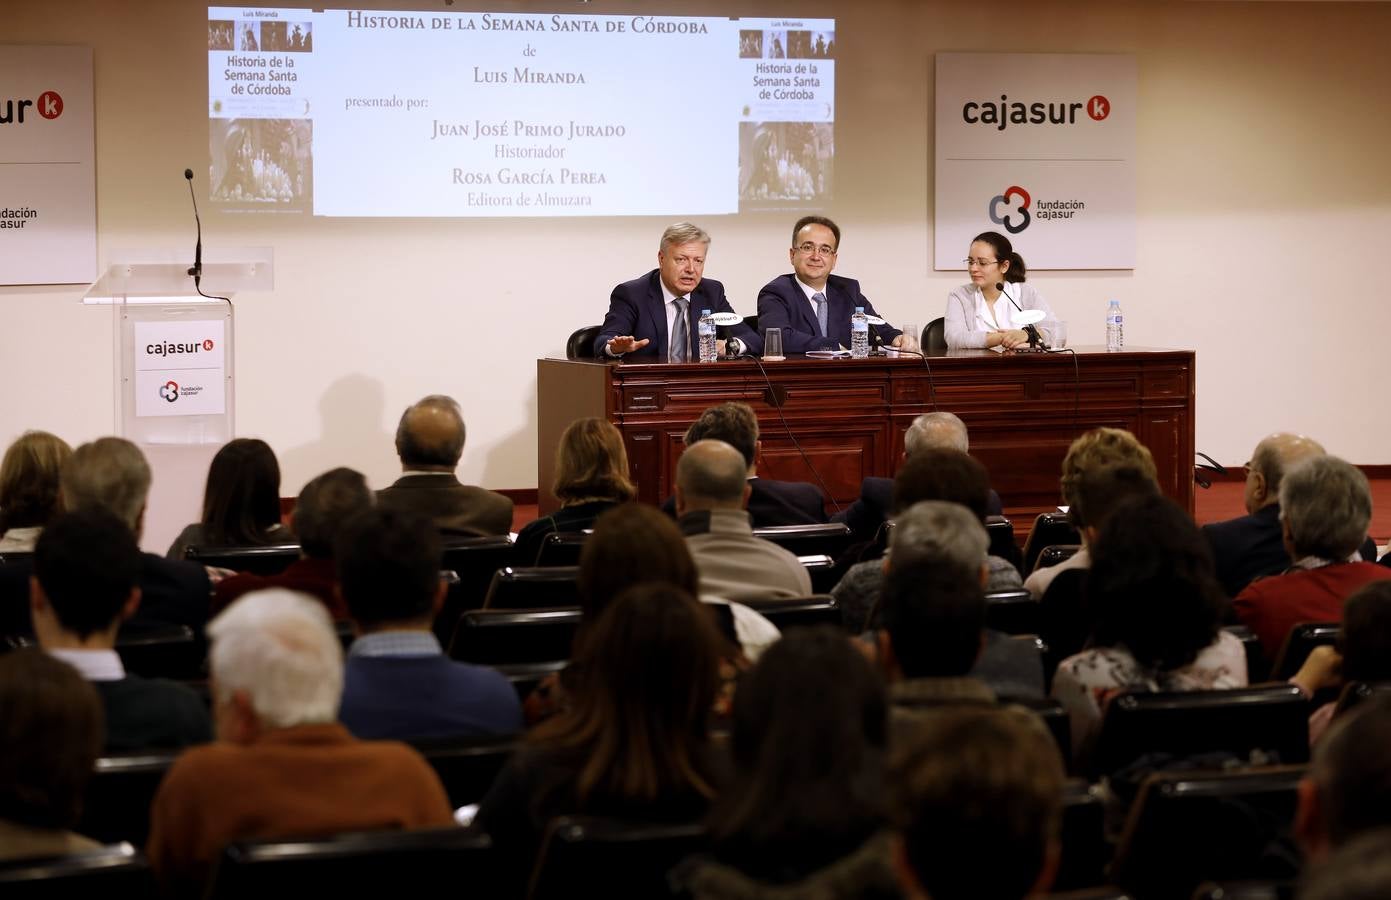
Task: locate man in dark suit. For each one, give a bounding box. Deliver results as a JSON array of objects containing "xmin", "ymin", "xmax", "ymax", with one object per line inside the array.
[
  {"xmin": 377, "ymin": 395, "xmax": 512, "ymax": 537},
  {"xmin": 661, "ymin": 401, "xmax": 826, "ymax": 526},
  {"xmin": 594, "ymin": 222, "xmax": 762, "ymax": 360},
  {"xmin": 756, "ymin": 215, "xmax": 904, "ymax": 354},
  {"xmin": 1204, "ymin": 432, "xmax": 1377, "ymax": 598},
  {"xmin": 834, "ymin": 411, "xmax": 1002, "ymax": 541},
  {"xmin": 60, "ymin": 437, "xmax": 211, "ymax": 636}
]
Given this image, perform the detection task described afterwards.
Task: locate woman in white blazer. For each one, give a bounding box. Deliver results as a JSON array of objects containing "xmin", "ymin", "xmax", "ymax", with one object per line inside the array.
[{"xmin": 944, "ymin": 231, "xmax": 1055, "ymax": 350}]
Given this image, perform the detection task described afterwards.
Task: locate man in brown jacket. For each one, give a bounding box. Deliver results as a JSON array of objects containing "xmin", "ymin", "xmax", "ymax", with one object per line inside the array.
[{"xmin": 146, "ymin": 589, "xmax": 453, "ymax": 896}]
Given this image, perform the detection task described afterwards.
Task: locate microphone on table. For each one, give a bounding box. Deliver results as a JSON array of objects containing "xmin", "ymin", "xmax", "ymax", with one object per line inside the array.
[
  {"xmin": 997, "ymin": 281, "xmax": 1043, "ymax": 351},
  {"xmin": 708, "ymin": 312, "xmax": 749, "ymax": 359}
]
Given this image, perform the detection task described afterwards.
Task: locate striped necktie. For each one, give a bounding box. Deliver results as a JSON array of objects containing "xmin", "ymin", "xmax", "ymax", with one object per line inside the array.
[{"xmin": 670, "ymin": 296, "xmax": 689, "ymax": 362}]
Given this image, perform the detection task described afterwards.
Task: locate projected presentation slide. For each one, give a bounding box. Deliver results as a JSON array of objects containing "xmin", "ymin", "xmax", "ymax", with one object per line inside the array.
[{"xmin": 207, "ymin": 7, "xmax": 835, "ymax": 217}]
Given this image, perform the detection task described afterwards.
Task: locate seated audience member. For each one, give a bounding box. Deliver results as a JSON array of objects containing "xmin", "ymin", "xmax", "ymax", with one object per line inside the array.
[
  {"xmin": 1234, "ymin": 455, "xmax": 1391, "ymax": 657},
  {"xmin": 1051, "ymin": 494, "xmax": 1246, "ymax": 762},
  {"xmin": 474, "ymin": 584, "xmax": 726, "ymax": 896},
  {"xmin": 891, "ymin": 705, "xmax": 1065, "ymax": 900},
  {"xmin": 833, "ymin": 411, "xmax": 1002, "ymax": 541},
  {"xmin": 31, "ymin": 510, "xmax": 211, "ymax": 753},
  {"xmin": 1204, "ymin": 433, "xmax": 1376, "ymax": 599},
  {"xmin": 376, "ymin": 394, "xmax": 512, "ymax": 536},
  {"xmin": 147, "ymin": 590, "xmax": 452, "ymax": 896},
  {"xmin": 1037, "ymin": 464, "xmax": 1161, "ymax": 661},
  {"xmin": 0, "ymin": 429, "xmax": 72, "ymax": 553},
  {"xmin": 1289, "ymin": 580, "xmax": 1391, "ymax": 745},
  {"xmin": 1024, "ymin": 426, "xmax": 1158, "ymax": 600},
  {"xmin": 1299, "ymin": 828, "xmax": 1391, "ymax": 900},
  {"xmin": 165, "ymin": 438, "xmax": 288, "ymax": 560},
  {"xmin": 677, "ymin": 440, "xmax": 812, "ymax": 601},
  {"xmin": 876, "ymin": 501, "xmax": 1043, "ymax": 700},
  {"xmin": 337, "ymin": 507, "xmax": 521, "ymax": 740},
  {"xmin": 662, "ymin": 402, "xmax": 825, "ymax": 526},
  {"xmin": 833, "ymin": 448, "xmax": 1022, "ymax": 635},
  {"xmin": 673, "ymin": 628, "xmax": 898, "ymax": 897},
  {"xmin": 60, "ymin": 437, "xmax": 211, "ymax": 634},
  {"xmin": 0, "ymin": 650, "xmax": 104, "ymax": 861},
  {"xmin": 516, "ymin": 417, "xmax": 636, "ymax": 564},
  {"xmin": 213, "ymin": 467, "xmax": 373, "ymax": 617},
  {"xmin": 1295, "ymin": 696, "xmax": 1391, "ymax": 866}
]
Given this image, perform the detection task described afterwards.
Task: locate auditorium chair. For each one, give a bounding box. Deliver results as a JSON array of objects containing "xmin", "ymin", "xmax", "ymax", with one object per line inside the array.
[
  {"xmin": 483, "ymin": 566, "xmax": 581, "ymax": 610},
  {"xmin": 527, "ymin": 816, "xmax": 707, "ymax": 900},
  {"xmin": 921, "ymin": 318, "xmax": 946, "ymax": 355},
  {"xmin": 1334, "ymin": 679, "xmax": 1391, "ymax": 716},
  {"xmin": 534, "ymin": 531, "xmax": 589, "ymax": 566},
  {"xmin": 503, "ymin": 659, "xmax": 568, "ymax": 702},
  {"xmin": 79, "ymin": 752, "xmax": 178, "ymax": 846},
  {"xmin": 888, "ymin": 687, "xmax": 1071, "ymax": 764},
  {"xmin": 0, "ymin": 551, "xmax": 34, "ymax": 638},
  {"xmin": 1034, "ymin": 544, "xmax": 1081, "ymax": 571},
  {"xmin": 1110, "ymin": 766, "xmax": 1305, "ymax": 899},
  {"xmin": 1190, "ymin": 882, "xmax": 1295, "ymax": 900},
  {"xmin": 985, "ymin": 515, "xmax": 1023, "ymax": 572},
  {"xmin": 1268, "ymin": 621, "xmax": 1339, "ymax": 682},
  {"xmin": 1223, "ymin": 625, "xmax": 1269, "ymax": 685},
  {"xmin": 1052, "ymin": 779, "xmax": 1109, "ymax": 891},
  {"xmin": 206, "ymin": 828, "xmax": 496, "ymax": 899},
  {"xmin": 407, "ymin": 735, "xmax": 518, "ymax": 809},
  {"xmin": 0, "ymin": 843, "xmax": 155, "ymax": 897},
  {"xmin": 184, "ymin": 543, "xmax": 300, "ymax": 575},
  {"xmin": 565, "ymin": 324, "xmax": 602, "ymax": 360},
  {"xmin": 449, "ymin": 608, "xmax": 580, "ymax": 668},
  {"xmin": 751, "ymin": 522, "xmax": 853, "ymax": 558},
  {"xmin": 1090, "ymin": 685, "xmax": 1311, "ymax": 779},
  {"xmin": 984, "ymin": 588, "xmax": 1040, "ymax": 636},
  {"xmin": 433, "ymin": 535, "xmax": 518, "ymax": 643},
  {"xmin": 739, "ymin": 595, "xmax": 841, "ymax": 632},
  {"xmin": 797, "ymin": 553, "xmax": 838, "ymax": 594},
  {"xmin": 112, "ymin": 623, "xmax": 204, "ymax": 681},
  {"xmin": 1023, "ymin": 513, "xmax": 1081, "ymax": 574}
]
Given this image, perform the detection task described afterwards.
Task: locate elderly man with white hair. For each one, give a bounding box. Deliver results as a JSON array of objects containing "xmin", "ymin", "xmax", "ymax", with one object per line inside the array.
[
  {"xmin": 147, "ymin": 590, "xmax": 453, "ymax": 896},
  {"xmin": 1233, "ymin": 455, "xmax": 1391, "ymax": 656}
]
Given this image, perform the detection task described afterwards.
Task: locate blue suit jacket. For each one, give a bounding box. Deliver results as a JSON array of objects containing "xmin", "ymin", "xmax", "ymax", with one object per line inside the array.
[
  {"xmin": 756, "ymin": 273, "xmax": 902, "ymax": 354},
  {"xmin": 594, "ymin": 270, "xmax": 762, "ymax": 360}
]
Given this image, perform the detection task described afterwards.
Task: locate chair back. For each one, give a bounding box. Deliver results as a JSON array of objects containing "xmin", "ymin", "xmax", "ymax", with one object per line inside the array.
[
  {"xmin": 535, "ymin": 531, "xmax": 589, "ymax": 567},
  {"xmin": 752, "ymin": 522, "xmax": 853, "ymax": 558},
  {"xmin": 483, "ymin": 566, "xmax": 581, "ymax": 611},
  {"xmin": 207, "ymin": 828, "xmax": 495, "ymax": 899},
  {"xmin": 449, "ymin": 608, "xmax": 581, "ymax": 667},
  {"xmin": 0, "ymin": 552, "xmax": 36, "ymax": 638},
  {"xmin": 1092, "ymin": 685, "xmax": 1311, "ymax": 778},
  {"xmin": 985, "ymin": 515, "xmax": 1021, "ymax": 572},
  {"xmin": 113, "ymin": 623, "xmax": 204, "ymax": 681},
  {"xmin": 1110, "ymin": 766, "xmax": 1306, "ymax": 898},
  {"xmin": 1023, "ymin": 513, "xmax": 1081, "ymax": 574},
  {"xmin": 1054, "ymin": 779, "xmax": 1108, "ymax": 891},
  {"xmin": 528, "ymin": 816, "xmax": 707, "ymax": 900},
  {"xmin": 922, "ymin": 317, "xmax": 946, "ymax": 354},
  {"xmin": 566, "ymin": 325, "xmax": 602, "ymax": 360},
  {"xmin": 434, "ymin": 536, "xmax": 518, "ymax": 643},
  {"xmin": 79, "ymin": 752, "xmax": 178, "ymax": 846},
  {"xmin": 0, "ymin": 843, "xmax": 153, "ymax": 895},
  {"xmin": 408, "ymin": 735, "xmax": 517, "ymax": 808},
  {"xmin": 1036, "ymin": 544, "xmax": 1081, "ymax": 570},
  {"xmin": 184, "ymin": 543, "xmax": 300, "ymax": 575},
  {"xmin": 797, "ymin": 553, "xmax": 839, "ymax": 594},
  {"xmin": 984, "ymin": 589, "xmax": 1040, "ymax": 635},
  {"xmin": 1333, "ymin": 679, "xmax": 1391, "ymax": 715},
  {"xmin": 739, "ymin": 595, "xmax": 841, "ymax": 631},
  {"xmin": 1269, "ymin": 621, "xmax": 1339, "ymax": 682}
]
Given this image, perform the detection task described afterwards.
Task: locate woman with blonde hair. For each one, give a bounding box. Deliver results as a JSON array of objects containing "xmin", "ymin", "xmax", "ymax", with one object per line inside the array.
[
  {"xmin": 0, "ymin": 430, "xmax": 73, "ymax": 553},
  {"xmin": 515, "ymin": 417, "xmax": 635, "ymax": 564}
]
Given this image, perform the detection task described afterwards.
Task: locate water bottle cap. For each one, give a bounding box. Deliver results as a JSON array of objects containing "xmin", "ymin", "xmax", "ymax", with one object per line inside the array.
[
  {"xmin": 1108, "ymin": 299, "xmax": 1120, "ymax": 306},
  {"xmin": 701, "ymin": 309, "xmax": 711, "ymax": 315},
  {"xmin": 855, "ymin": 306, "xmax": 864, "ymax": 313}
]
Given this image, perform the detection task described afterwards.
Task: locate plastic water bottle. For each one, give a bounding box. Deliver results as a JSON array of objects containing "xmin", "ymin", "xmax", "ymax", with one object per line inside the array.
[
  {"xmin": 1105, "ymin": 300, "xmax": 1124, "ymax": 352},
  {"xmin": 850, "ymin": 307, "xmax": 869, "ymax": 358},
  {"xmin": 697, "ymin": 309, "xmax": 717, "ymax": 363}
]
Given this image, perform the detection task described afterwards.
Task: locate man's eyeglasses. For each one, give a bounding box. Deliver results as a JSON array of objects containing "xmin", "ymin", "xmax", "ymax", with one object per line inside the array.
[
  {"xmin": 963, "ymin": 257, "xmax": 999, "ymax": 268},
  {"xmin": 796, "ymin": 242, "xmax": 837, "ymax": 256}
]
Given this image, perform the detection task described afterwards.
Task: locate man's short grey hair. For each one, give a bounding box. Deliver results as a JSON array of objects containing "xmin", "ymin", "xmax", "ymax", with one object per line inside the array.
[
  {"xmin": 208, "ymin": 589, "xmax": 343, "ymax": 729},
  {"xmin": 395, "ymin": 394, "xmax": 466, "ymax": 468},
  {"xmin": 676, "ymin": 439, "xmax": 747, "ymax": 508},
  {"xmin": 905, "ymin": 412, "xmax": 969, "ymax": 456},
  {"xmin": 890, "ymin": 500, "xmax": 989, "ymax": 573},
  {"xmin": 60, "ymin": 437, "xmax": 151, "ymax": 533},
  {"xmin": 660, "ymin": 222, "xmax": 711, "ymax": 252},
  {"xmin": 1280, "ymin": 455, "xmax": 1372, "ymax": 560}
]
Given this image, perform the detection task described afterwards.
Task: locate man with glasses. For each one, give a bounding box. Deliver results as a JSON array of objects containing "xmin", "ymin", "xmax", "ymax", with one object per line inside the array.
[
  {"xmin": 757, "ymin": 215, "xmax": 905, "ymax": 354},
  {"xmin": 595, "ymin": 222, "xmax": 762, "ymax": 361}
]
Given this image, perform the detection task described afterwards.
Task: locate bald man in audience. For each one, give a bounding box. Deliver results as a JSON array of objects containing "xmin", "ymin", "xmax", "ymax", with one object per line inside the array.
[
  {"xmin": 1204, "ymin": 433, "xmax": 1377, "ymax": 598},
  {"xmin": 147, "ymin": 590, "xmax": 452, "ymax": 896},
  {"xmin": 376, "ymin": 394, "xmax": 512, "ymax": 536},
  {"xmin": 677, "ymin": 439, "xmax": 811, "ymax": 601},
  {"xmin": 1234, "ymin": 456, "xmax": 1391, "ymax": 656}
]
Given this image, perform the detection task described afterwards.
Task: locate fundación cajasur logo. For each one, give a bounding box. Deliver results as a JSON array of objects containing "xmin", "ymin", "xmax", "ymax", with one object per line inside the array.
[{"xmin": 159, "ymin": 381, "xmax": 180, "ymax": 404}]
